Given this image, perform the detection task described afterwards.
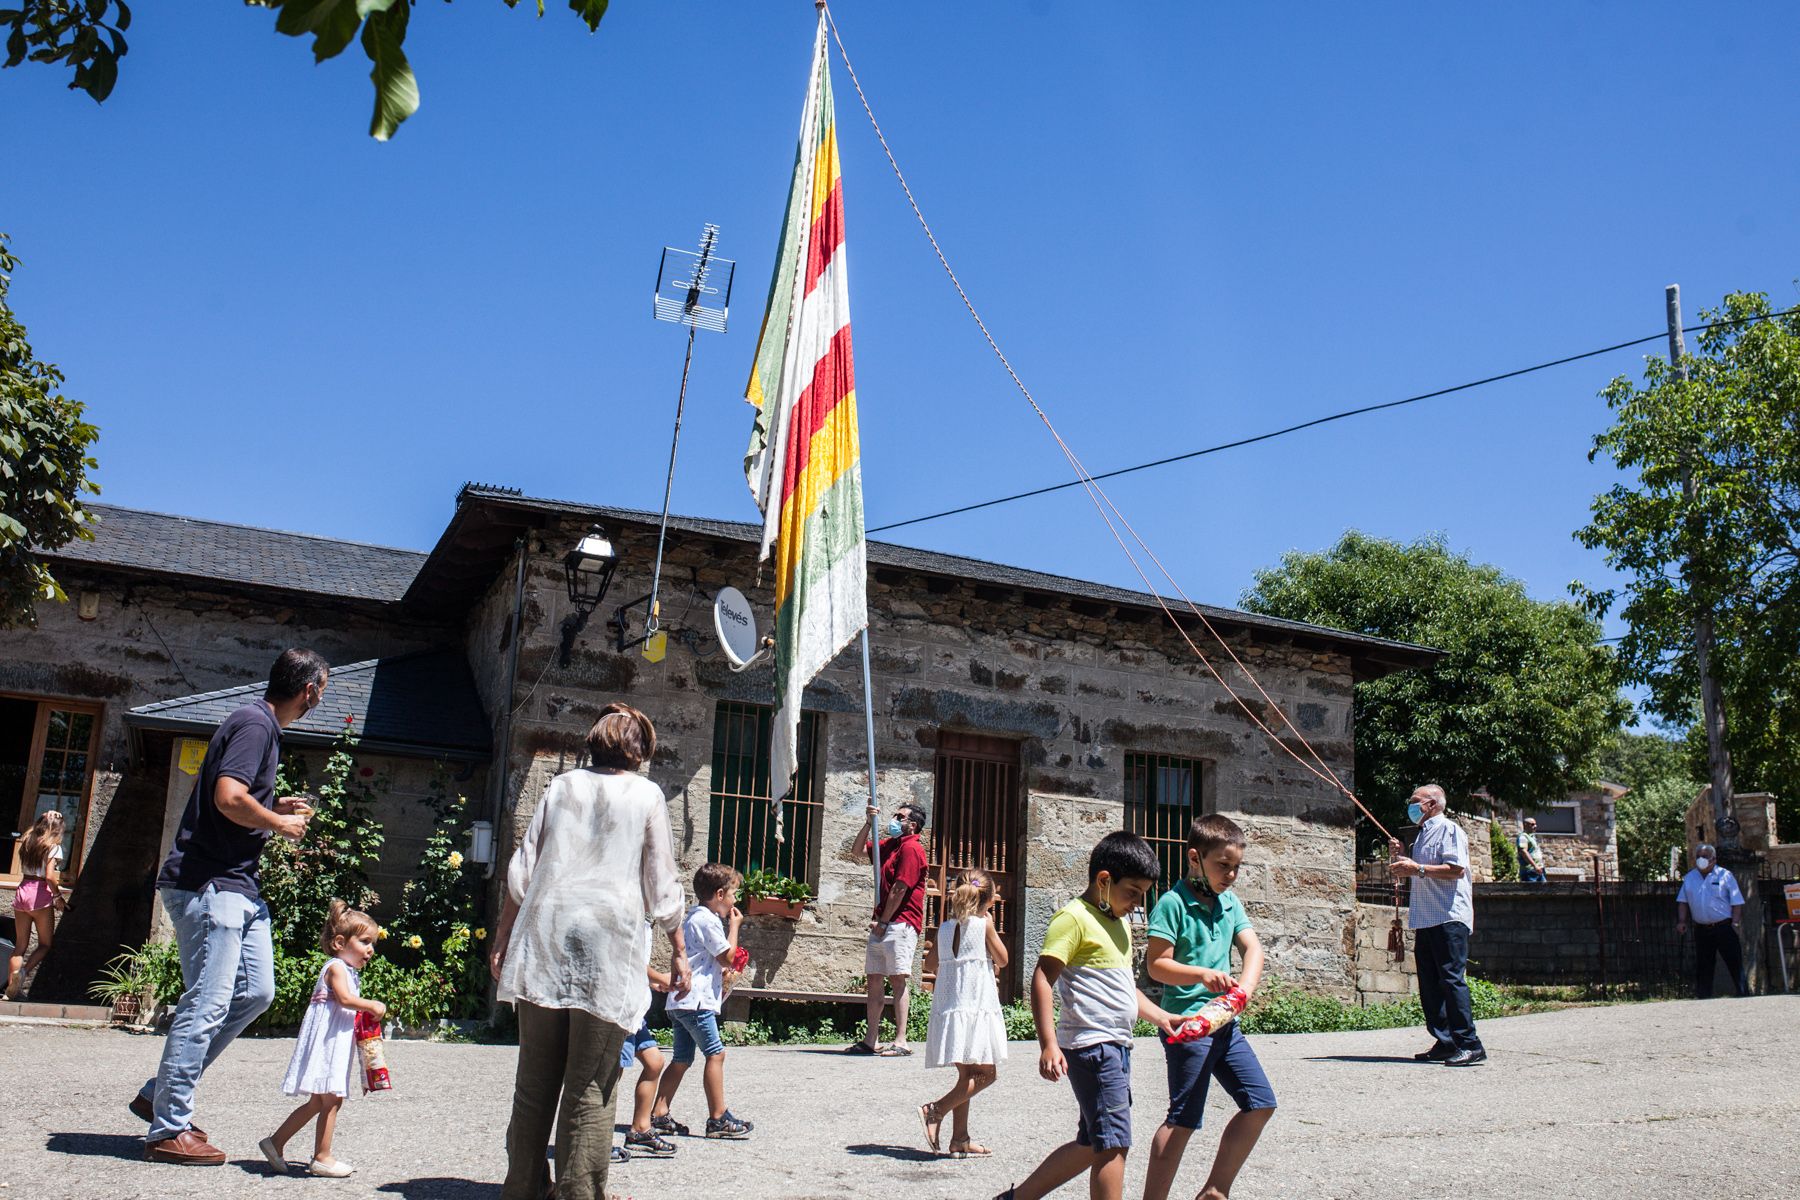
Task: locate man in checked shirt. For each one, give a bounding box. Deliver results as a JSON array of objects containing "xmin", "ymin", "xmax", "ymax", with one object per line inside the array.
[{"xmin": 1389, "ymin": 784, "xmax": 1488, "ymax": 1067}]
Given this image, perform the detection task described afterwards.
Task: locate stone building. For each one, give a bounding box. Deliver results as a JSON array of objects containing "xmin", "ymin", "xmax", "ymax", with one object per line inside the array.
[
  {"xmin": 4, "ymin": 485, "xmax": 1436, "ymax": 1004},
  {"xmin": 1497, "ymin": 784, "xmax": 1623, "ymax": 880}
]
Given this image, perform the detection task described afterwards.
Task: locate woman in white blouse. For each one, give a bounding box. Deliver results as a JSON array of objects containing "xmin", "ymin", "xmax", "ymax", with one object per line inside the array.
[{"xmin": 489, "ymin": 703, "xmax": 690, "ymax": 1200}]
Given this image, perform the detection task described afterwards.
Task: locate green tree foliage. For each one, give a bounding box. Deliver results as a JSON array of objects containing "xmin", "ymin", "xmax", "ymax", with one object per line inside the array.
[
  {"xmin": 1597, "ymin": 731, "xmax": 1700, "ymax": 881},
  {"xmin": 1489, "ymin": 818, "xmax": 1519, "ymax": 882},
  {"xmin": 386, "ymin": 770, "xmax": 487, "ymax": 1017},
  {"xmin": 1575, "ymin": 292, "xmax": 1800, "ymax": 842},
  {"xmin": 0, "ymin": 232, "xmax": 100, "ymax": 628},
  {"xmin": 0, "ymin": 1, "xmax": 130, "ymax": 103},
  {"xmin": 1242, "ymin": 532, "xmax": 1629, "ymax": 845},
  {"xmin": 2, "ymin": 1, "xmax": 609, "ymax": 141},
  {"xmin": 261, "ymin": 717, "xmax": 387, "ymax": 956}
]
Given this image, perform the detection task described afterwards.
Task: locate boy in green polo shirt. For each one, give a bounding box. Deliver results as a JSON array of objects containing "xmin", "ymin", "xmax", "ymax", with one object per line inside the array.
[{"xmin": 1142, "ymin": 814, "xmax": 1275, "ymax": 1200}]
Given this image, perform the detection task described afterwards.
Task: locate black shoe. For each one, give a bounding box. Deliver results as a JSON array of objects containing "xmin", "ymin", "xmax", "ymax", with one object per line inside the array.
[
  {"xmin": 624, "ymin": 1129, "xmax": 677, "ymax": 1157},
  {"xmin": 1444, "ymin": 1047, "xmax": 1487, "ymax": 1067},
  {"xmin": 650, "ymin": 1114, "xmax": 689, "ymax": 1138},
  {"xmin": 704, "ymin": 1111, "xmax": 753, "ymax": 1139},
  {"xmin": 1413, "ymin": 1043, "xmax": 1455, "ymax": 1062}
]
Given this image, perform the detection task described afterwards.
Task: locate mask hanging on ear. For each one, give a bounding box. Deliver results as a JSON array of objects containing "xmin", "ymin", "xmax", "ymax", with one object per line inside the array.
[{"xmin": 1096, "ymin": 880, "xmax": 1114, "ymax": 917}]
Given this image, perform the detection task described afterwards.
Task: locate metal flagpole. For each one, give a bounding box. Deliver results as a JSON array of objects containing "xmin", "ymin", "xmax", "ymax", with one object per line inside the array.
[{"xmin": 860, "ymin": 628, "xmax": 883, "ymax": 902}]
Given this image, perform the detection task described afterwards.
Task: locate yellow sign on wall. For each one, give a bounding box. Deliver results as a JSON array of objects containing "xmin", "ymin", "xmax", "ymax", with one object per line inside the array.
[{"xmin": 177, "ymin": 738, "xmax": 209, "ymax": 776}]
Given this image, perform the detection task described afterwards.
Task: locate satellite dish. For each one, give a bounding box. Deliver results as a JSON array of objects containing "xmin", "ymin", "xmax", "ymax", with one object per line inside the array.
[{"xmin": 713, "ymin": 586, "xmax": 762, "ymax": 670}]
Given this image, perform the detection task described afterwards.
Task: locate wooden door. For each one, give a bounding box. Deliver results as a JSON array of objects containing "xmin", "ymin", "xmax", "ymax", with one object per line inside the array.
[{"xmin": 926, "ymin": 731, "xmax": 1023, "ymax": 1001}]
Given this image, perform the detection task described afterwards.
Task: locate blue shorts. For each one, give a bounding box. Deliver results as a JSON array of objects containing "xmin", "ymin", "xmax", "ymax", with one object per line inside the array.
[
  {"xmin": 1065, "ymin": 1041, "xmax": 1133, "ymax": 1151},
  {"xmin": 668, "ymin": 1007, "xmax": 725, "ymax": 1065},
  {"xmin": 1160, "ymin": 1022, "xmax": 1275, "ymax": 1129},
  {"xmin": 619, "ymin": 1022, "xmax": 660, "ymax": 1070}
]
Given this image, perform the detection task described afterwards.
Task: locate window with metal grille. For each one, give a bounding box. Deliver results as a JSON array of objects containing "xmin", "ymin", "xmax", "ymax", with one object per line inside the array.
[
  {"xmin": 1529, "ymin": 802, "xmax": 1581, "ymax": 836},
  {"xmin": 708, "ymin": 703, "xmax": 822, "ymax": 886},
  {"xmin": 1124, "ymin": 752, "xmax": 1208, "ymax": 897}
]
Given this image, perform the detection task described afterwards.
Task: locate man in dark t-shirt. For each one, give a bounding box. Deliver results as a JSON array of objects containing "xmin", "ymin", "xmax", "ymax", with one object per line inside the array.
[
  {"xmin": 849, "ymin": 801, "xmax": 929, "ymax": 1056},
  {"xmin": 134, "ymin": 649, "xmax": 328, "ymax": 1166}
]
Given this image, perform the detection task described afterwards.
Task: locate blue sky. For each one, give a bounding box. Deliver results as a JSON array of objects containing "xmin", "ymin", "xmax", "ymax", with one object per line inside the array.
[{"xmin": 5, "ymin": 3, "xmax": 1797, "ymax": 694}]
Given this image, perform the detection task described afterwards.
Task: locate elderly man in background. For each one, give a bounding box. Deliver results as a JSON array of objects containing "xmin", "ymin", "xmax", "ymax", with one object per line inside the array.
[
  {"xmin": 1676, "ymin": 842, "xmax": 1747, "ymax": 998},
  {"xmin": 1389, "ymin": 783, "xmax": 1487, "ymax": 1067},
  {"xmin": 1516, "ymin": 816, "xmax": 1547, "ymax": 883}
]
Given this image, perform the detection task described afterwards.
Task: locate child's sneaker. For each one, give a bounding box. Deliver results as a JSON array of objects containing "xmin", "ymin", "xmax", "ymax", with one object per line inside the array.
[
  {"xmin": 704, "ymin": 1111, "xmax": 753, "ymax": 1139},
  {"xmin": 609, "ymin": 1145, "xmax": 629, "ymax": 1164},
  {"xmin": 650, "ymin": 1114, "xmax": 689, "ymax": 1138},
  {"xmin": 624, "ymin": 1129, "xmax": 677, "ymax": 1157}
]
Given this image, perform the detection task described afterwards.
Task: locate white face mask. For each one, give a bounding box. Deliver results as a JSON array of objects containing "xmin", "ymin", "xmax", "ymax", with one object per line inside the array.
[{"xmin": 1695, "ymin": 856, "xmax": 1712, "ymax": 871}]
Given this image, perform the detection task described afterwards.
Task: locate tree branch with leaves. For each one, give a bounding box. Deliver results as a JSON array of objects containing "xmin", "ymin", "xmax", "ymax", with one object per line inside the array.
[
  {"xmin": 0, "ymin": 231, "xmax": 101, "ymax": 629},
  {"xmin": 1575, "ymin": 292, "xmax": 1800, "ymax": 833},
  {"xmin": 2, "ymin": 0, "xmax": 610, "ymax": 141}
]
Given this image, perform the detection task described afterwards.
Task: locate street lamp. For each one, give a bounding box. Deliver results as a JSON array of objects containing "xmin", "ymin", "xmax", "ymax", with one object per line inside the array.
[{"xmin": 559, "ymin": 526, "xmax": 619, "ymax": 666}]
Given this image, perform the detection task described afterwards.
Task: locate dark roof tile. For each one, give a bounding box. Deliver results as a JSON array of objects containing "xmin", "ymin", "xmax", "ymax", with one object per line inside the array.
[
  {"xmin": 43, "ymin": 504, "xmax": 426, "ymax": 603},
  {"xmin": 127, "ymin": 651, "xmax": 490, "ymax": 760}
]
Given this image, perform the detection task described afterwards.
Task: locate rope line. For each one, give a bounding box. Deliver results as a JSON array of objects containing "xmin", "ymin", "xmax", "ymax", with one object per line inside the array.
[
  {"xmin": 823, "ymin": 8, "xmax": 1390, "ymax": 840},
  {"xmin": 869, "ymin": 305, "xmax": 1800, "ymax": 535}
]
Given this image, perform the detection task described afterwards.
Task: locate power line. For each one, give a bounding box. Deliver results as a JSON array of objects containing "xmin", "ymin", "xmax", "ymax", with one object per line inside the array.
[{"xmin": 866, "ymin": 306, "xmax": 1800, "ymax": 536}]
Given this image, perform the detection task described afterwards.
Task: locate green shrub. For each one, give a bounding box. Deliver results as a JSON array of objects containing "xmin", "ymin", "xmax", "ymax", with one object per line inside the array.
[{"xmin": 1489, "ymin": 818, "xmax": 1520, "ymax": 882}]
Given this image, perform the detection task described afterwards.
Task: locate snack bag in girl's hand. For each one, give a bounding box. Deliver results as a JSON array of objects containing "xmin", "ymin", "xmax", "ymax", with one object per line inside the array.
[
  {"xmin": 1167, "ymin": 985, "xmax": 1248, "ymax": 1044},
  {"xmin": 355, "ymin": 1010, "xmax": 392, "ymax": 1092}
]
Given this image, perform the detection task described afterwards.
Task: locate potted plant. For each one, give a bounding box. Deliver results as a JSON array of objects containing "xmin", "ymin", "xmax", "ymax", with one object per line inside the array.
[
  {"xmin": 88, "ymin": 951, "xmax": 148, "ymax": 1024},
  {"xmin": 740, "ymin": 868, "xmax": 812, "ymax": 920}
]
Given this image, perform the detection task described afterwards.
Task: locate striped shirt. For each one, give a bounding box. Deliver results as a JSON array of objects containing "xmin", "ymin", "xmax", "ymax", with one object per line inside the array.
[
  {"xmin": 1039, "ymin": 898, "xmax": 1138, "ymax": 1049},
  {"xmin": 1407, "ymin": 815, "xmax": 1475, "ymax": 932}
]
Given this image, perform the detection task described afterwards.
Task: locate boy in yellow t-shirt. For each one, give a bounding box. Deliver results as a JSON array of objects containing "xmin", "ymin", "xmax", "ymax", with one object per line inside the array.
[{"xmin": 994, "ymin": 831, "xmax": 1178, "ymax": 1200}]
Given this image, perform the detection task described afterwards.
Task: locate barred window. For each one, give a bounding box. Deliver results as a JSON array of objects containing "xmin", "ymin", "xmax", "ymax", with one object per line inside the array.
[
  {"xmin": 708, "ymin": 702, "xmax": 822, "ymax": 886},
  {"xmin": 1124, "ymin": 752, "xmax": 1208, "ymax": 898}
]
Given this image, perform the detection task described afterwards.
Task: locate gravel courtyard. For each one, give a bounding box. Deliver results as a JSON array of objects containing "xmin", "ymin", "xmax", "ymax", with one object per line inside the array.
[{"xmin": 3, "ymin": 996, "xmax": 1795, "ymax": 1200}]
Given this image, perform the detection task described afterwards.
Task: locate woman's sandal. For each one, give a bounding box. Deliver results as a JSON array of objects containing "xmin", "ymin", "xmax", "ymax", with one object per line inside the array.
[
  {"xmin": 919, "ymin": 1102, "xmax": 942, "ymax": 1154},
  {"xmin": 950, "ymin": 1139, "xmax": 993, "ymax": 1159}
]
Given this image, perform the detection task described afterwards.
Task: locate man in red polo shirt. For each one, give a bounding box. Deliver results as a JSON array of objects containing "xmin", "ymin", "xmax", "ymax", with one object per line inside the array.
[{"xmin": 847, "ymin": 801, "xmax": 929, "ymax": 1056}]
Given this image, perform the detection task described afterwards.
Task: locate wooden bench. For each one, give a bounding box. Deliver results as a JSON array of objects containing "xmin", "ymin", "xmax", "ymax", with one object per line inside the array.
[{"xmin": 719, "ymin": 985, "xmax": 894, "ymax": 1023}]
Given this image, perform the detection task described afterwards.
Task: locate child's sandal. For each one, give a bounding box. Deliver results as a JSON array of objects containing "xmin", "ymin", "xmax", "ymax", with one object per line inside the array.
[{"xmin": 918, "ymin": 1102, "xmax": 942, "ymax": 1154}]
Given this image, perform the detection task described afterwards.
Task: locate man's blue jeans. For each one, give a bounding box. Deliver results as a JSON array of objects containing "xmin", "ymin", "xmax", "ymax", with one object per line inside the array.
[{"xmin": 140, "ymin": 886, "xmax": 275, "ymax": 1141}]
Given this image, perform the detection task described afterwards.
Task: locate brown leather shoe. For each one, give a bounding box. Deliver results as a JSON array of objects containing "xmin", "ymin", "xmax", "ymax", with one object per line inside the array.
[
  {"xmin": 129, "ymin": 1094, "xmax": 204, "ymax": 1140},
  {"xmin": 145, "ymin": 1129, "xmax": 225, "ymax": 1165}
]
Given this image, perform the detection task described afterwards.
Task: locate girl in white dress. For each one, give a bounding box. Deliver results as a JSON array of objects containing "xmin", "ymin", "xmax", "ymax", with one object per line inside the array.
[
  {"xmin": 920, "ymin": 869, "xmax": 1010, "ymax": 1158},
  {"xmin": 260, "ymin": 900, "xmax": 387, "ymax": 1178}
]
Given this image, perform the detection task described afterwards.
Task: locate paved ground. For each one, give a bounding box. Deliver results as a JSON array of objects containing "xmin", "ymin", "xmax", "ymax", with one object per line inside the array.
[{"xmin": 3, "ymin": 996, "xmax": 1796, "ymax": 1199}]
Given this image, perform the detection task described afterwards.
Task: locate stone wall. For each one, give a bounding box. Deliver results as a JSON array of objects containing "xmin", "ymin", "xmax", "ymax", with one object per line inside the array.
[
  {"xmin": 1352, "ymin": 901, "xmax": 1417, "ymax": 1005},
  {"xmin": 0, "ymin": 567, "xmax": 452, "ymax": 872},
  {"xmin": 1460, "ymin": 880, "xmax": 1779, "ymax": 993},
  {"xmin": 473, "ymin": 516, "xmax": 1364, "ymax": 999},
  {"xmin": 1498, "ymin": 788, "xmax": 1619, "ymax": 880},
  {"xmin": 0, "ymin": 570, "xmax": 454, "ymax": 998}
]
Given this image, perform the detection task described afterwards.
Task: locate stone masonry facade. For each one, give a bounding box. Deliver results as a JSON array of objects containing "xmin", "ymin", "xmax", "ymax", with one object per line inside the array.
[{"xmin": 470, "ymin": 514, "xmax": 1367, "ymax": 1000}]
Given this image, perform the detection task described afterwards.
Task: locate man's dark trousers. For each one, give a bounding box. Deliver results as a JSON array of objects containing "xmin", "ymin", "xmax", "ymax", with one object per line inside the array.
[
  {"xmin": 1693, "ymin": 921, "xmax": 1747, "ymax": 998},
  {"xmin": 1414, "ymin": 921, "xmax": 1482, "ymax": 1052}
]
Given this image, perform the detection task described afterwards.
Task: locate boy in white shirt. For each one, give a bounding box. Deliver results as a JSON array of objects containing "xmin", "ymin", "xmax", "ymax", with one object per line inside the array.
[{"xmin": 651, "ymin": 863, "xmax": 753, "ymax": 1139}]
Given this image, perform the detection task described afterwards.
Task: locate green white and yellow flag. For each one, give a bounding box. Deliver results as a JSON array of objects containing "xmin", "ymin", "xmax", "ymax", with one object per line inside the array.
[{"xmin": 743, "ymin": 13, "xmax": 867, "ymax": 807}]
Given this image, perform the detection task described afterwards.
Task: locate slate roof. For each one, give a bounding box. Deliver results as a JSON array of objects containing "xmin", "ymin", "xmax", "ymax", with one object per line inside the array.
[
  {"xmin": 126, "ymin": 651, "xmax": 490, "ymax": 761},
  {"xmin": 43, "ymin": 504, "xmax": 427, "ymax": 603},
  {"xmin": 410, "ymin": 484, "xmax": 1440, "ymax": 675}
]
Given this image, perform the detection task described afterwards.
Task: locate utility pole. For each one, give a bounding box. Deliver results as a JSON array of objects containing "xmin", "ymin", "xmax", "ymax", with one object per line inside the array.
[{"xmin": 1667, "ymin": 283, "xmax": 1737, "ymax": 849}]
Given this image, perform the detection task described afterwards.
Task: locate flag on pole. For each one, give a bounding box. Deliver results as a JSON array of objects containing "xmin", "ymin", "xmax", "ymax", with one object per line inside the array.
[{"xmin": 744, "ymin": 12, "xmax": 867, "ymax": 828}]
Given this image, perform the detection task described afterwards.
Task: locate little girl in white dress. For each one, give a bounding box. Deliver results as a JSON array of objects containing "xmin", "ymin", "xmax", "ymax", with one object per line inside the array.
[
  {"xmin": 261, "ymin": 900, "xmax": 388, "ymax": 1178},
  {"xmin": 920, "ymin": 869, "xmax": 1010, "ymax": 1158}
]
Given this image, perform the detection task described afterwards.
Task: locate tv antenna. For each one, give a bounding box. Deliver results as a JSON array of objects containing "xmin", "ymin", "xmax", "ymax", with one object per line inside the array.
[{"xmin": 611, "ymin": 225, "xmax": 738, "ymax": 663}]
